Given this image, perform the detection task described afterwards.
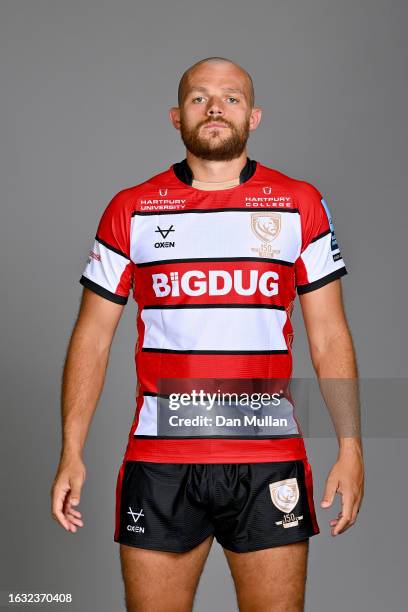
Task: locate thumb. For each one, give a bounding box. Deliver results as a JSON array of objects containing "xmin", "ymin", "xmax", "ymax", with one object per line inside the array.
[
  {"xmin": 321, "ymin": 477, "xmax": 338, "ymax": 508},
  {"xmin": 69, "ymin": 480, "xmax": 83, "ymax": 506}
]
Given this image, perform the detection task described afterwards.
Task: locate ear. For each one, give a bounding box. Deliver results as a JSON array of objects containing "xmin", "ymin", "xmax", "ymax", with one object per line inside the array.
[
  {"xmin": 169, "ymin": 107, "xmax": 181, "ymax": 130},
  {"xmin": 249, "ymin": 107, "xmax": 262, "ymax": 131}
]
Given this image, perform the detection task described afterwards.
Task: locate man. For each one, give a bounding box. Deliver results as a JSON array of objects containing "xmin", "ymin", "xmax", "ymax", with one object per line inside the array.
[{"xmin": 51, "ymin": 57, "xmax": 364, "ymax": 611}]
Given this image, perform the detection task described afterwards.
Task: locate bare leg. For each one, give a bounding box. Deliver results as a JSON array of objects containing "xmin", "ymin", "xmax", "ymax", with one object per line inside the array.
[
  {"xmin": 119, "ymin": 535, "xmax": 214, "ymax": 612},
  {"xmin": 224, "ymin": 540, "xmax": 309, "ymax": 612}
]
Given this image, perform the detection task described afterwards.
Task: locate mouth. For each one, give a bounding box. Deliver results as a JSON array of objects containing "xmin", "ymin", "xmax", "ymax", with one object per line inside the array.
[{"xmin": 203, "ymin": 123, "xmax": 229, "ymax": 129}]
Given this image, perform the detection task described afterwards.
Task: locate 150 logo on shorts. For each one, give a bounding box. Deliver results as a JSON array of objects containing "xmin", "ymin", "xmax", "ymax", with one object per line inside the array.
[
  {"xmin": 151, "ymin": 270, "xmax": 279, "ymax": 297},
  {"xmin": 269, "ymin": 478, "xmax": 303, "ymax": 529}
]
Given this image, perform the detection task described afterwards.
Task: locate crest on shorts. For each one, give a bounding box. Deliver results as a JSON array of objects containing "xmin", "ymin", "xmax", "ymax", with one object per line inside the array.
[{"xmin": 269, "ymin": 478, "xmax": 299, "ymax": 513}]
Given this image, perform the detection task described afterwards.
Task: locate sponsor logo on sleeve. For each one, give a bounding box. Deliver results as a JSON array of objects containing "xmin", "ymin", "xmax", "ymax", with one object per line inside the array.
[
  {"xmin": 321, "ymin": 197, "xmax": 342, "ymax": 260},
  {"xmin": 87, "ymin": 250, "xmax": 101, "ymax": 265}
]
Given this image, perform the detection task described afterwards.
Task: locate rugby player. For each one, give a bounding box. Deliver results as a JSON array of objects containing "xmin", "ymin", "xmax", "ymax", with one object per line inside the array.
[{"xmin": 51, "ymin": 57, "xmax": 364, "ymax": 611}]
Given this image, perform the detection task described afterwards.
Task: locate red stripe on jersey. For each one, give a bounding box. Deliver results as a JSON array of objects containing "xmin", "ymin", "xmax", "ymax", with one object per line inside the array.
[
  {"xmin": 134, "ymin": 260, "xmax": 295, "ymax": 307},
  {"xmin": 124, "ymin": 437, "xmax": 307, "ymax": 464},
  {"xmin": 135, "ymin": 351, "xmax": 293, "ymax": 392},
  {"xmin": 117, "ymin": 261, "xmax": 134, "ymax": 297},
  {"xmin": 294, "ymin": 255, "xmax": 309, "ymax": 286}
]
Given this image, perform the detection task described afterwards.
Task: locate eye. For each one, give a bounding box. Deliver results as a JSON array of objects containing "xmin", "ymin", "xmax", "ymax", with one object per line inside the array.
[
  {"xmin": 192, "ymin": 96, "xmax": 206, "ymax": 103},
  {"xmin": 227, "ymin": 97, "xmax": 239, "ymax": 103}
]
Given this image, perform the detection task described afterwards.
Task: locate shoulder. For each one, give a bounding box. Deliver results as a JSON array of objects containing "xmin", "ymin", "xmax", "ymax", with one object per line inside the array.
[
  {"xmin": 256, "ymin": 162, "xmax": 323, "ymax": 210},
  {"xmin": 102, "ymin": 164, "xmax": 176, "ymax": 214}
]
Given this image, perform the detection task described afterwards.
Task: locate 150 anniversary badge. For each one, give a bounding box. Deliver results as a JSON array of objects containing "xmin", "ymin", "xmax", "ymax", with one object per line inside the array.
[{"xmin": 250, "ymin": 211, "xmax": 281, "ymax": 258}]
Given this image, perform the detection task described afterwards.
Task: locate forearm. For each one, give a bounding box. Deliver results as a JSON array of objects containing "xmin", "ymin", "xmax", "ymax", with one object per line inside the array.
[
  {"xmin": 312, "ymin": 325, "xmax": 358, "ymax": 378},
  {"xmin": 312, "ymin": 329, "xmax": 363, "ymax": 453},
  {"xmin": 60, "ymin": 325, "xmax": 110, "ymax": 458}
]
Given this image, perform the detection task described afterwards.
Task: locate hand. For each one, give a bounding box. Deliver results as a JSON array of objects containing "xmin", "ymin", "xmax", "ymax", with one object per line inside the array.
[
  {"xmin": 51, "ymin": 454, "xmax": 86, "ymax": 533},
  {"xmin": 320, "ymin": 444, "xmax": 364, "ymax": 536}
]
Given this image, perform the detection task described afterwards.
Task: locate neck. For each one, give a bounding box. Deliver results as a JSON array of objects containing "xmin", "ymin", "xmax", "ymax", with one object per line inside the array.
[{"xmin": 185, "ymin": 150, "xmax": 248, "ymax": 182}]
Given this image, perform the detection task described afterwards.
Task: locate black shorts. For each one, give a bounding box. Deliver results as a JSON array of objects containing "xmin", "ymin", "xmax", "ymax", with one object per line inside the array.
[{"xmin": 114, "ymin": 459, "xmax": 320, "ymax": 553}]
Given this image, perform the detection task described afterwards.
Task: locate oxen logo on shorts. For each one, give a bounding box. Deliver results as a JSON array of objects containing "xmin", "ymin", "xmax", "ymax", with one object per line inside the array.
[{"xmin": 269, "ymin": 478, "xmax": 299, "ymax": 513}]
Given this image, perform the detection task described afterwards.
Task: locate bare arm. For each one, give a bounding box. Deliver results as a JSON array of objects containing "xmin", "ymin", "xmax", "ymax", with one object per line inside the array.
[
  {"xmin": 51, "ymin": 288, "xmax": 125, "ymax": 532},
  {"xmin": 299, "ymin": 279, "xmax": 365, "ymax": 536}
]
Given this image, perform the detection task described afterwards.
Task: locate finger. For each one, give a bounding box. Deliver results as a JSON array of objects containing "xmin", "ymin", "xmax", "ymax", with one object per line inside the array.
[
  {"xmin": 51, "ymin": 486, "xmax": 71, "ymax": 531},
  {"xmin": 329, "ymin": 511, "xmax": 343, "ymax": 527},
  {"xmin": 66, "ymin": 510, "xmax": 82, "ymax": 521},
  {"xmin": 65, "ymin": 508, "xmax": 83, "ymax": 520},
  {"xmin": 350, "ymin": 499, "xmax": 361, "ymax": 525},
  {"xmin": 321, "ymin": 477, "xmax": 338, "ymax": 508},
  {"xmin": 68, "ymin": 477, "xmax": 83, "ymax": 506},
  {"xmin": 68, "ymin": 491, "xmax": 81, "ymax": 506},
  {"xmin": 67, "ymin": 508, "xmax": 82, "ymax": 518},
  {"xmin": 65, "ymin": 502, "xmax": 82, "ymax": 517},
  {"xmin": 332, "ymin": 494, "xmax": 353, "ymax": 536},
  {"xmin": 66, "ymin": 514, "xmax": 84, "ymax": 527}
]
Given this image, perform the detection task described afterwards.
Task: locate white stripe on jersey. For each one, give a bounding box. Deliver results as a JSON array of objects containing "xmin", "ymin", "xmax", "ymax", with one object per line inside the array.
[
  {"xmin": 131, "ymin": 210, "xmax": 301, "ymax": 264},
  {"xmin": 141, "ymin": 307, "xmax": 288, "ymax": 352},
  {"xmin": 300, "ymin": 233, "xmax": 345, "ymax": 284},
  {"xmin": 82, "ymin": 239, "xmax": 129, "ymax": 295},
  {"xmin": 134, "ymin": 395, "xmax": 158, "ymax": 436},
  {"xmin": 134, "ymin": 394, "xmax": 301, "ymax": 436}
]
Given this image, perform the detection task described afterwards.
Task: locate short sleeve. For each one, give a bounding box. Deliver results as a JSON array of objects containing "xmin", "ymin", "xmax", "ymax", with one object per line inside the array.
[
  {"xmin": 79, "ymin": 191, "xmax": 133, "ymax": 304},
  {"xmin": 294, "ymin": 182, "xmax": 348, "ymax": 295}
]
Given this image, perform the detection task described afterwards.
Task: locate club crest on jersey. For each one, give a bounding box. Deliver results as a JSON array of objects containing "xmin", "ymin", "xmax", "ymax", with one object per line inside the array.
[
  {"xmin": 250, "ymin": 212, "xmax": 281, "ymax": 258},
  {"xmin": 263, "ymin": 186, "xmax": 272, "ymax": 194},
  {"xmin": 159, "ymin": 188, "xmax": 168, "ymax": 196}
]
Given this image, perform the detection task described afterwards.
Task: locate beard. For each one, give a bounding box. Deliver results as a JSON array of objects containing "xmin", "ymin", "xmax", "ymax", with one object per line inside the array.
[{"xmin": 179, "ymin": 115, "xmax": 251, "ymax": 161}]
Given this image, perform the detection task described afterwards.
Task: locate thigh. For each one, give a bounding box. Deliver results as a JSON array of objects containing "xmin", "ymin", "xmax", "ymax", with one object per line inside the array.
[
  {"xmin": 120, "ymin": 535, "xmax": 214, "ymax": 612},
  {"xmin": 224, "ymin": 539, "xmax": 309, "ymax": 612}
]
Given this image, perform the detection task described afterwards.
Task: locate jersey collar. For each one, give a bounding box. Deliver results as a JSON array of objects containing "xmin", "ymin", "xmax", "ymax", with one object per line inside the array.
[{"xmin": 172, "ymin": 157, "xmax": 257, "ymax": 186}]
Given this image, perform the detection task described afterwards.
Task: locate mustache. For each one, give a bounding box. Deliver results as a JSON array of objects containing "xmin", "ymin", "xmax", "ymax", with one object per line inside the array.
[{"xmin": 198, "ymin": 119, "xmax": 232, "ymax": 128}]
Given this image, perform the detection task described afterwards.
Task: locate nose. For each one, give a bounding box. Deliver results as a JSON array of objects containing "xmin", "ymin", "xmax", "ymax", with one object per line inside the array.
[{"xmin": 206, "ymin": 97, "xmax": 224, "ymax": 118}]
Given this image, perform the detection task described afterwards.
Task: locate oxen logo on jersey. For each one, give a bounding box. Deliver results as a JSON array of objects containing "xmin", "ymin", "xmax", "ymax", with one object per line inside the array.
[
  {"xmin": 155, "ymin": 225, "xmax": 175, "ymax": 239},
  {"xmin": 250, "ymin": 212, "xmax": 281, "ymax": 258},
  {"xmin": 159, "ymin": 188, "xmax": 168, "ymax": 196},
  {"xmin": 154, "ymin": 225, "xmax": 175, "ymax": 248},
  {"xmin": 263, "ymin": 186, "xmax": 272, "ymax": 195},
  {"xmin": 269, "ymin": 478, "xmax": 299, "ymax": 513}
]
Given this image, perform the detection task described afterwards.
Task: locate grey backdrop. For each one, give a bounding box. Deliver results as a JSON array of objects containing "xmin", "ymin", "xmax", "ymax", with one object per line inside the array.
[{"xmin": 1, "ymin": 0, "xmax": 407, "ymax": 610}]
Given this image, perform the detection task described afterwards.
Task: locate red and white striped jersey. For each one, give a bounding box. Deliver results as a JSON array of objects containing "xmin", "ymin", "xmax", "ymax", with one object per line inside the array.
[{"xmin": 80, "ymin": 159, "xmax": 348, "ymax": 463}]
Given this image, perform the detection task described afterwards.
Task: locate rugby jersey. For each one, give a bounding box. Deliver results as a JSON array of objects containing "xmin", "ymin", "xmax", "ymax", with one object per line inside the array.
[{"xmin": 79, "ymin": 158, "xmax": 348, "ymax": 463}]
